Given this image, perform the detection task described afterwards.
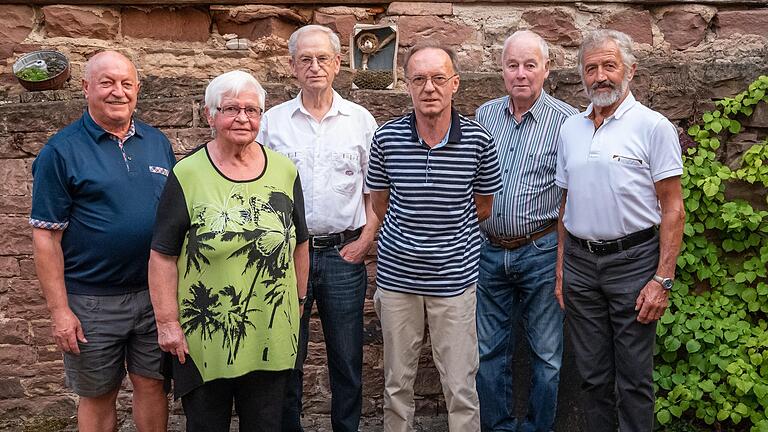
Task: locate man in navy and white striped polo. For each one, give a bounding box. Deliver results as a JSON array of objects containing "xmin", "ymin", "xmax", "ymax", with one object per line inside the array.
[
  {"xmin": 366, "ymin": 43, "xmax": 502, "ymax": 432},
  {"xmin": 474, "ymin": 31, "xmax": 577, "ymax": 432}
]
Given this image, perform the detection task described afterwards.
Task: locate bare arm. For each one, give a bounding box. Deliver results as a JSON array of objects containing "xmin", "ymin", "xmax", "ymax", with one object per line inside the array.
[
  {"xmin": 474, "ymin": 193, "xmax": 494, "ymax": 222},
  {"xmin": 33, "ymin": 227, "xmax": 86, "ymax": 354},
  {"xmin": 635, "ymin": 176, "xmax": 685, "ymax": 324},
  {"xmin": 294, "ymin": 240, "xmax": 309, "ymax": 314},
  {"xmin": 555, "ymin": 192, "xmax": 567, "ymax": 310},
  {"xmin": 370, "ymin": 189, "xmax": 390, "ymax": 223},
  {"xmin": 339, "ymin": 194, "xmax": 381, "ymax": 264},
  {"xmin": 148, "ymin": 250, "xmax": 188, "ymax": 363}
]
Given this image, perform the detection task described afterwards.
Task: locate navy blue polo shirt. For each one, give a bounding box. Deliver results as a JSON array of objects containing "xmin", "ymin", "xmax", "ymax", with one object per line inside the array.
[{"xmin": 30, "ymin": 111, "xmax": 176, "ymax": 295}]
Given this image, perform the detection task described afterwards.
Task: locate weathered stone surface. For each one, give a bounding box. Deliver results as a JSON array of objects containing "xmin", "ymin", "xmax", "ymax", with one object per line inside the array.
[
  {"xmin": 0, "ymin": 195, "xmax": 31, "ymax": 215},
  {"xmin": 658, "ymin": 10, "xmax": 708, "ymax": 50},
  {"xmin": 216, "ymin": 16, "xmax": 299, "ymax": 41},
  {"xmin": 0, "ymin": 101, "xmax": 85, "ymax": 134},
  {"xmin": 347, "ymin": 90, "xmax": 411, "ymax": 123},
  {"xmin": 163, "ymin": 128, "xmax": 211, "ymax": 155},
  {"xmin": 316, "ymin": 6, "xmax": 382, "ymax": 21},
  {"xmin": 0, "ymin": 344, "xmax": 36, "ymax": 366},
  {"xmin": 0, "ymin": 377, "xmax": 24, "ymax": 399},
  {"xmin": 0, "ymin": 159, "xmax": 31, "ymax": 197},
  {"xmin": 522, "ymin": 9, "xmax": 581, "ymax": 47},
  {"xmin": 18, "ymin": 258, "xmax": 35, "ymax": 279},
  {"xmin": 0, "ymin": 319, "xmax": 31, "ymax": 345},
  {"xmin": 397, "ymin": 16, "xmax": 478, "ymax": 47},
  {"xmin": 0, "ymin": 257, "xmax": 20, "ymax": 278},
  {"xmin": 6, "ymin": 279, "xmax": 46, "ymax": 320},
  {"xmin": 454, "ymin": 72, "xmax": 506, "ymax": 116},
  {"xmin": 212, "ymin": 6, "xmax": 305, "ymax": 41},
  {"xmin": 31, "ymin": 320, "xmax": 55, "ymax": 347},
  {"xmin": 135, "ymin": 98, "xmax": 196, "ymax": 128},
  {"xmin": 604, "ymin": 10, "xmax": 653, "ymax": 45},
  {"xmin": 314, "ymin": 12, "xmax": 357, "ymax": 45},
  {"xmin": 744, "ymin": 102, "xmax": 768, "ymax": 128},
  {"xmin": 0, "ymin": 217, "xmax": 32, "ymax": 255},
  {"xmin": 122, "ymin": 7, "xmax": 211, "ymax": 42},
  {"xmin": 0, "ymin": 5, "xmax": 35, "ymax": 58},
  {"xmin": 42, "ymin": 6, "xmax": 119, "ymax": 40},
  {"xmin": 388, "ymin": 2, "xmax": 453, "ymax": 16},
  {"xmin": 716, "ymin": 10, "xmax": 768, "ymax": 38}
]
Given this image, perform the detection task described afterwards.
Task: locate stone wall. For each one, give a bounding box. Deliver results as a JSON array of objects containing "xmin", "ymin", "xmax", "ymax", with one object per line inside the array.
[{"xmin": 0, "ymin": 0, "xmax": 767, "ymax": 429}]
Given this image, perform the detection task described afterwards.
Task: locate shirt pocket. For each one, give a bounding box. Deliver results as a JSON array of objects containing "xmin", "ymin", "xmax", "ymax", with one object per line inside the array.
[
  {"xmin": 149, "ymin": 165, "xmax": 169, "ymax": 200},
  {"xmin": 521, "ymin": 150, "xmax": 557, "ymax": 189},
  {"xmin": 608, "ymin": 154, "xmax": 652, "ymax": 196},
  {"xmin": 331, "ymin": 151, "xmax": 362, "ymax": 195}
]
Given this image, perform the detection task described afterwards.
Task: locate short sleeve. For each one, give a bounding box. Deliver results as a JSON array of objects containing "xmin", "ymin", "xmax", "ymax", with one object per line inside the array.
[
  {"xmin": 472, "ymin": 137, "xmax": 503, "ymax": 195},
  {"xmin": 365, "ymin": 134, "xmax": 390, "ymax": 190},
  {"xmin": 555, "ymin": 132, "xmax": 568, "ymax": 189},
  {"xmin": 360, "ymin": 111, "xmax": 378, "ymax": 194},
  {"xmin": 648, "ymin": 118, "xmax": 683, "ymax": 182},
  {"xmin": 30, "ymin": 145, "xmax": 72, "ymax": 230},
  {"xmin": 292, "ymin": 175, "xmax": 309, "ymax": 244},
  {"xmin": 256, "ymin": 110, "xmax": 270, "ymax": 149},
  {"xmin": 151, "ymin": 171, "xmax": 190, "ymax": 256}
]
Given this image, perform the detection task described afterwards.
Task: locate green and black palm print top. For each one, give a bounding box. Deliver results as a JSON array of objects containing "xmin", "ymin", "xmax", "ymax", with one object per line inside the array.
[{"xmin": 152, "ymin": 144, "xmax": 308, "ymax": 391}]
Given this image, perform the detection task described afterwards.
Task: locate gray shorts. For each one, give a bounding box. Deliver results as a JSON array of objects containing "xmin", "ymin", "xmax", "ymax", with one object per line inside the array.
[{"xmin": 64, "ymin": 289, "xmax": 163, "ymax": 397}]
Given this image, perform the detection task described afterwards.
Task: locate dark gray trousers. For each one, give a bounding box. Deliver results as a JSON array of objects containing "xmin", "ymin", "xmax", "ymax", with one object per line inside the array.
[{"xmin": 563, "ymin": 234, "xmax": 660, "ymax": 432}]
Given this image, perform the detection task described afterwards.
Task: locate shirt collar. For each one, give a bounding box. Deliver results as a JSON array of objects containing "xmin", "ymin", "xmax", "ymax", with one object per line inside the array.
[
  {"xmin": 504, "ymin": 91, "xmax": 548, "ymax": 123},
  {"xmin": 583, "ymin": 91, "xmax": 637, "ymax": 120},
  {"xmin": 409, "ymin": 107, "xmax": 463, "ymax": 144},
  {"xmin": 82, "ymin": 110, "xmax": 139, "ymax": 142},
  {"xmin": 291, "ymin": 89, "xmax": 351, "ymax": 119}
]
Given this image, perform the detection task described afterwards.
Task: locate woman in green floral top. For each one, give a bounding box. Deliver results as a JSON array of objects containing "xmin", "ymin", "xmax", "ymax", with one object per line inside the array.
[{"xmin": 149, "ymin": 70, "xmax": 309, "ymax": 432}]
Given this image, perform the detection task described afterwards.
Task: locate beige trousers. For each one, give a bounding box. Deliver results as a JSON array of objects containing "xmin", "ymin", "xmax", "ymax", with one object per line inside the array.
[{"xmin": 374, "ymin": 285, "xmax": 481, "ymax": 432}]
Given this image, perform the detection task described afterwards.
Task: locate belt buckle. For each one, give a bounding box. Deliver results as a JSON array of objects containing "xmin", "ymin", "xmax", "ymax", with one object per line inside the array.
[
  {"xmin": 586, "ymin": 240, "xmax": 604, "ymax": 254},
  {"xmin": 311, "ymin": 236, "xmax": 327, "ymax": 249}
]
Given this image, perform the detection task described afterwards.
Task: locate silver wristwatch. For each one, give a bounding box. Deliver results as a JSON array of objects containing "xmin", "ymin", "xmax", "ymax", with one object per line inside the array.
[{"xmin": 653, "ymin": 275, "xmax": 674, "ymax": 290}]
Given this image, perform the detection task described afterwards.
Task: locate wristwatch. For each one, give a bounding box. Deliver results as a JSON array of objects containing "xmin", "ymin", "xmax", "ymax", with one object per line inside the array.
[
  {"xmin": 653, "ymin": 275, "xmax": 674, "ymax": 290},
  {"xmin": 298, "ymin": 295, "xmax": 308, "ymax": 306}
]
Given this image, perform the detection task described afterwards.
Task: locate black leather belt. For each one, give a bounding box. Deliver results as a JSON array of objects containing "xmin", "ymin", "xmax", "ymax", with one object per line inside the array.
[
  {"xmin": 568, "ymin": 227, "xmax": 656, "ymax": 255},
  {"xmin": 309, "ymin": 228, "xmax": 362, "ymax": 249}
]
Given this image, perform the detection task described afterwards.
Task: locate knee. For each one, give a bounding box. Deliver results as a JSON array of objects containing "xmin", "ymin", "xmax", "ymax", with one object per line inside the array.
[{"xmin": 129, "ymin": 373, "xmax": 164, "ymax": 394}]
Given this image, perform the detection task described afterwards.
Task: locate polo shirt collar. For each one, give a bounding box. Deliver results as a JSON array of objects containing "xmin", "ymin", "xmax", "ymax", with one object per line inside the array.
[
  {"xmin": 409, "ymin": 107, "xmax": 463, "ymax": 144},
  {"xmin": 82, "ymin": 110, "xmax": 140, "ymax": 143},
  {"xmin": 503, "ymin": 91, "xmax": 548, "ymax": 122},
  {"xmin": 583, "ymin": 91, "xmax": 637, "ymax": 120},
  {"xmin": 292, "ymin": 89, "xmax": 351, "ymax": 119}
]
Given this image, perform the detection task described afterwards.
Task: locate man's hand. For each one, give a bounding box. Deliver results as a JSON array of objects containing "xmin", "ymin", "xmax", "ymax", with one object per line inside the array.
[
  {"xmin": 339, "ymin": 237, "xmax": 372, "ymax": 264},
  {"xmin": 554, "ymin": 275, "xmax": 565, "ymax": 310},
  {"xmin": 51, "ymin": 307, "xmax": 87, "ymax": 354},
  {"xmin": 157, "ymin": 320, "xmax": 189, "ymax": 364},
  {"xmin": 635, "ymin": 280, "xmax": 669, "ymax": 324}
]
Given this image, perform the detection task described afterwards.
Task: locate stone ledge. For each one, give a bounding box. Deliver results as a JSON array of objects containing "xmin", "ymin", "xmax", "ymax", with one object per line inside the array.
[{"xmin": 18, "ymin": 0, "xmax": 768, "ymax": 4}]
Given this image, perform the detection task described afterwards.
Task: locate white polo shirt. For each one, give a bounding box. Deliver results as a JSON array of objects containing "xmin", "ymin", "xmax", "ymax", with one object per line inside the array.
[
  {"xmin": 555, "ymin": 92, "xmax": 683, "ymax": 241},
  {"xmin": 258, "ymin": 91, "xmax": 378, "ymax": 235}
]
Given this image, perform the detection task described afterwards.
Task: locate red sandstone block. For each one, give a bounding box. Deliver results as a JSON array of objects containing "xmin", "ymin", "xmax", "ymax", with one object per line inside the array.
[
  {"xmin": 716, "ymin": 10, "xmax": 768, "ymax": 38},
  {"xmin": 522, "ymin": 9, "xmax": 582, "ymax": 47},
  {"xmin": 387, "ymin": 2, "xmax": 452, "ymax": 16},
  {"xmin": 397, "ymin": 15, "xmax": 478, "ymax": 47},
  {"xmin": 604, "ymin": 10, "xmax": 653, "ymax": 45},
  {"xmin": 122, "ymin": 7, "xmax": 211, "ymax": 42},
  {"xmin": 0, "ymin": 5, "xmax": 34, "ymax": 59},
  {"xmin": 43, "ymin": 6, "xmax": 119, "ymax": 40},
  {"xmin": 659, "ymin": 10, "xmax": 708, "ymax": 50}
]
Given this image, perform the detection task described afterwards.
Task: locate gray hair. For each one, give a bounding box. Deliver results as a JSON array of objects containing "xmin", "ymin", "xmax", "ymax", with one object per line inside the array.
[
  {"xmin": 288, "ymin": 25, "xmax": 342, "ymax": 57},
  {"xmin": 577, "ymin": 30, "xmax": 637, "ymax": 80},
  {"xmin": 204, "ymin": 70, "xmax": 266, "ymax": 120},
  {"xmin": 403, "ymin": 42, "xmax": 460, "ymax": 77},
  {"xmin": 501, "ymin": 30, "xmax": 550, "ymax": 63}
]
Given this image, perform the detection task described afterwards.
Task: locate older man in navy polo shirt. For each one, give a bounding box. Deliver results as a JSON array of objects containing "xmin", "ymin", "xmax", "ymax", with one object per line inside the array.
[{"xmin": 30, "ymin": 51, "xmax": 175, "ymax": 432}]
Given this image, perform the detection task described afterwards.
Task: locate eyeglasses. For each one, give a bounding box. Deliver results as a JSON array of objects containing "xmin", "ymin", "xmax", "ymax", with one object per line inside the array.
[
  {"xmin": 217, "ymin": 105, "xmax": 262, "ymax": 119},
  {"xmin": 408, "ymin": 74, "xmax": 458, "ymax": 88},
  {"xmin": 296, "ymin": 55, "xmax": 336, "ymax": 69}
]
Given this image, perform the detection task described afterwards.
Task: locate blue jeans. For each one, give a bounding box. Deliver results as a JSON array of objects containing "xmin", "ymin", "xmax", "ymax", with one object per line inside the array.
[
  {"xmin": 476, "ymin": 231, "xmax": 564, "ymax": 432},
  {"xmin": 282, "ymin": 246, "xmax": 367, "ymax": 432}
]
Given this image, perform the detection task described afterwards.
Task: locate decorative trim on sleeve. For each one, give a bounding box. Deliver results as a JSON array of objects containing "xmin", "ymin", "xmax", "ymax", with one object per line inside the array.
[{"xmin": 29, "ymin": 218, "xmax": 69, "ymax": 230}]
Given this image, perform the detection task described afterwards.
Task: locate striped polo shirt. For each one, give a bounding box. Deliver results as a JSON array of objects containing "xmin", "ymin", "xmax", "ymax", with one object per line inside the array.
[
  {"xmin": 476, "ymin": 92, "xmax": 578, "ymax": 238},
  {"xmin": 366, "ymin": 109, "xmax": 503, "ymax": 297}
]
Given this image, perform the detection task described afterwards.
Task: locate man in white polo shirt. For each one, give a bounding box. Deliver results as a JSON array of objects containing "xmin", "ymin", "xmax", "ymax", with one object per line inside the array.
[
  {"xmin": 554, "ymin": 30, "xmax": 685, "ymax": 432},
  {"xmin": 258, "ymin": 24, "xmax": 378, "ymax": 432}
]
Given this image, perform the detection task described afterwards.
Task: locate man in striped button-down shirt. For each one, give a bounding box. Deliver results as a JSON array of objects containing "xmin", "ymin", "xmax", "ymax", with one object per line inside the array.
[{"xmin": 474, "ymin": 31, "xmax": 577, "ymax": 432}]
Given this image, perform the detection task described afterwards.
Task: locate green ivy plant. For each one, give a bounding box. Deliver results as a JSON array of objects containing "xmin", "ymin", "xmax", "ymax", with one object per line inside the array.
[{"xmin": 654, "ymin": 75, "xmax": 768, "ymax": 431}]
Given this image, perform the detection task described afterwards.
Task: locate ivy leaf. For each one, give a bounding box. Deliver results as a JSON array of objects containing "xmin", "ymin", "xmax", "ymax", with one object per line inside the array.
[
  {"xmin": 657, "ymin": 409, "xmax": 671, "ymax": 425},
  {"xmin": 728, "ymin": 121, "xmax": 742, "ymax": 134},
  {"xmin": 711, "ymin": 121, "xmax": 723, "ymax": 133},
  {"xmin": 686, "ymin": 339, "xmax": 702, "ymax": 353},
  {"xmin": 665, "ymin": 337, "xmax": 681, "ymax": 352},
  {"xmin": 703, "ymin": 113, "xmax": 714, "ymax": 122},
  {"xmin": 699, "ymin": 380, "xmax": 716, "ymax": 392}
]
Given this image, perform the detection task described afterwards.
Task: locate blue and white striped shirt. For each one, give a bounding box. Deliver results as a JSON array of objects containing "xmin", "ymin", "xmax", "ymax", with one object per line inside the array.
[
  {"xmin": 366, "ymin": 109, "xmax": 503, "ymax": 297},
  {"xmin": 476, "ymin": 92, "xmax": 577, "ymax": 237}
]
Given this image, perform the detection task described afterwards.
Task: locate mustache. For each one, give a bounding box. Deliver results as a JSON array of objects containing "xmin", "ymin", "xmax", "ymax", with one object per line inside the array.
[{"xmin": 591, "ymin": 81, "xmax": 615, "ymax": 90}]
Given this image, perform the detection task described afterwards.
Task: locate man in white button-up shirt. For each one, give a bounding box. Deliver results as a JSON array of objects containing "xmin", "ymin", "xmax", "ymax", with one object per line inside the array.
[
  {"xmin": 257, "ymin": 25, "xmax": 379, "ymax": 432},
  {"xmin": 554, "ymin": 30, "xmax": 685, "ymax": 432}
]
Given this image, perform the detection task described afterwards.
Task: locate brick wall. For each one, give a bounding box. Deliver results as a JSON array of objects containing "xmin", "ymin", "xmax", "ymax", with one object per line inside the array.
[{"xmin": 0, "ymin": 1, "xmax": 766, "ymax": 428}]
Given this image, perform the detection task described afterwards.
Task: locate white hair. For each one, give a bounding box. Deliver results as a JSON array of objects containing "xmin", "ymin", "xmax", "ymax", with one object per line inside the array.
[
  {"xmin": 501, "ymin": 30, "xmax": 550, "ymax": 63},
  {"xmin": 288, "ymin": 25, "xmax": 341, "ymax": 57},
  {"xmin": 204, "ymin": 70, "xmax": 266, "ymax": 120},
  {"xmin": 577, "ymin": 30, "xmax": 637, "ymax": 81}
]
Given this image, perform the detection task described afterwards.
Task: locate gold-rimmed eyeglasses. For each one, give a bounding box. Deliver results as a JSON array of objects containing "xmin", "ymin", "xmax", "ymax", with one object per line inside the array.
[
  {"xmin": 296, "ymin": 55, "xmax": 336, "ymax": 69},
  {"xmin": 216, "ymin": 106, "xmax": 263, "ymax": 119},
  {"xmin": 408, "ymin": 74, "xmax": 458, "ymax": 88}
]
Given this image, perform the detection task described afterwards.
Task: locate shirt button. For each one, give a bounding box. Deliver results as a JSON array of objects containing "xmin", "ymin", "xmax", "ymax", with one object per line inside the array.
[
  {"xmin": 496, "ymin": 213, "xmax": 501, "ymax": 217},
  {"xmin": 504, "ymin": 169, "xmax": 508, "ymax": 173}
]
